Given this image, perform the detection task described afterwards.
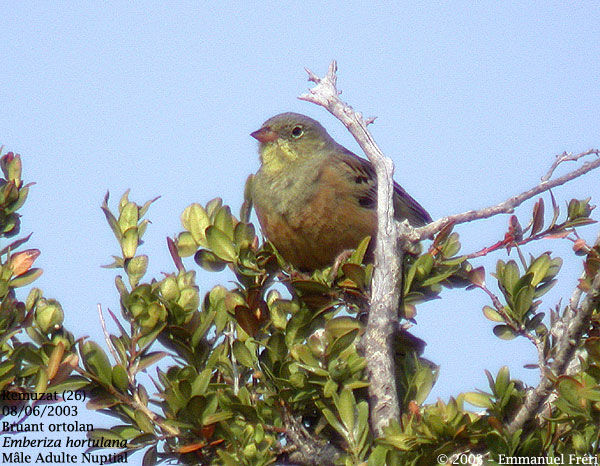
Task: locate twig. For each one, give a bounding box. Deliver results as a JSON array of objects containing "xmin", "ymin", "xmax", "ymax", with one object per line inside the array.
[
  {"xmin": 300, "ymin": 61, "xmax": 401, "ymax": 436},
  {"xmin": 225, "ymin": 321, "xmax": 240, "ymax": 396},
  {"xmin": 474, "ymin": 280, "xmax": 546, "ymax": 371},
  {"xmin": 97, "ymin": 303, "xmax": 120, "ymax": 365},
  {"xmin": 464, "ymin": 227, "xmax": 574, "ymax": 260},
  {"xmin": 415, "ymin": 152, "xmax": 600, "ymax": 242},
  {"xmin": 542, "ymin": 149, "xmax": 599, "ymax": 182}
]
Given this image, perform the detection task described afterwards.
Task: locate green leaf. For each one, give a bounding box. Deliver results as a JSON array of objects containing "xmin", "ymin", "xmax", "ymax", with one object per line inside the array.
[
  {"xmin": 493, "ymin": 325, "xmax": 518, "ymax": 340},
  {"xmin": 324, "ymin": 379, "xmax": 338, "ymax": 398},
  {"xmin": 203, "ymin": 411, "xmax": 233, "ymax": 425},
  {"xmin": 421, "ymin": 266, "xmax": 461, "ymax": 287},
  {"xmin": 194, "ymin": 249, "xmax": 227, "ymax": 272},
  {"xmin": 112, "ymin": 364, "xmax": 130, "ymax": 391},
  {"xmin": 414, "ymin": 253, "xmax": 434, "ymax": 280},
  {"xmin": 265, "ymin": 332, "xmax": 287, "ymax": 364},
  {"xmin": 403, "ymin": 259, "xmax": 418, "ymax": 294},
  {"xmin": 325, "ymin": 317, "xmax": 363, "ymax": 339},
  {"xmin": 205, "ymin": 226, "xmax": 237, "ymax": 262},
  {"xmin": 134, "ymin": 410, "xmax": 155, "ymax": 434},
  {"xmin": 483, "ymin": 306, "xmax": 504, "ymax": 322},
  {"xmin": 557, "ymin": 376, "xmax": 582, "ymax": 406},
  {"xmin": 414, "ymin": 366, "xmax": 436, "ymax": 404},
  {"xmin": 88, "ymin": 428, "xmax": 125, "ymax": 442},
  {"xmin": 534, "ymin": 278, "xmax": 557, "ymax": 298},
  {"xmin": 136, "ymin": 323, "xmax": 166, "ymax": 353},
  {"xmin": 241, "ymin": 175, "xmax": 254, "ymax": 223},
  {"xmin": 349, "ymin": 236, "xmax": 371, "ymax": 264},
  {"xmin": 322, "ymin": 407, "xmax": 347, "ymax": 437},
  {"xmin": 368, "ymin": 445, "xmax": 390, "ymax": 466},
  {"xmin": 341, "ymin": 263, "xmax": 366, "ymax": 289},
  {"xmin": 111, "ymin": 425, "xmax": 142, "ymax": 439},
  {"xmin": 206, "ymin": 197, "xmax": 223, "ymax": 218},
  {"xmin": 290, "ymin": 344, "xmax": 320, "ymax": 368},
  {"xmin": 213, "ymin": 206, "xmax": 234, "ymax": 240},
  {"xmin": 35, "ymin": 299, "xmax": 64, "ymax": 332},
  {"xmin": 528, "ymin": 254, "xmax": 551, "ymax": 286},
  {"xmin": 288, "ymin": 372, "xmax": 308, "ymax": 389},
  {"xmin": 181, "ymin": 203, "xmax": 211, "ymax": 246},
  {"xmin": 176, "ymin": 231, "xmax": 198, "ymax": 257},
  {"xmin": 142, "ymin": 446, "xmax": 157, "ymax": 466},
  {"xmin": 118, "ymin": 202, "xmax": 139, "ymax": 231},
  {"xmin": 126, "ymin": 255, "xmax": 148, "ymax": 287},
  {"xmin": 336, "ymin": 388, "xmax": 356, "ymax": 436},
  {"xmin": 327, "ymin": 329, "xmax": 359, "ymax": 360},
  {"xmin": 463, "ymin": 391, "xmax": 493, "ymax": 408},
  {"xmin": 139, "ymin": 196, "xmax": 159, "ymax": 218},
  {"xmin": 495, "ymin": 366, "xmax": 510, "ymax": 396},
  {"xmin": 137, "ymin": 351, "xmax": 167, "ymax": 372},
  {"xmin": 87, "ymin": 392, "xmax": 119, "ymax": 410},
  {"xmin": 47, "ymin": 376, "xmax": 90, "ymax": 393},
  {"xmin": 285, "ymin": 308, "xmax": 312, "ymax": 347},
  {"xmin": 503, "ymin": 260, "xmax": 520, "ymax": 296},
  {"xmin": 121, "ymin": 227, "xmax": 139, "ymax": 259},
  {"xmin": 233, "ymin": 340, "xmax": 254, "ymax": 368},
  {"xmin": 35, "ymin": 367, "xmax": 48, "ymax": 396},
  {"xmin": 10, "ymin": 267, "xmax": 43, "ymax": 287},
  {"xmin": 191, "ymin": 368, "xmax": 212, "ymax": 396},
  {"xmin": 81, "ymin": 341, "xmax": 113, "ymax": 385},
  {"xmin": 441, "ymin": 233, "xmax": 461, "ymax": 258},
  {"xmin": 514, "ymin": 284, "xmax": 535, "ymax": 318},
  {"xmin": 234, "ymin": 222, "xmax": 256, "ymax": 249},
  {"xmin": 9, "ymin": 184, "xmax": 30, "ymax": 213},
  {"xmin": 355, "ymin": 400, "xmax": 369, "ymax": 453}
]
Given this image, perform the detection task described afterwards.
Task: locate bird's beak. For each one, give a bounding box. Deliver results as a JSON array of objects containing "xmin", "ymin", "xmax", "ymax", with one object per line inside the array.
[{"xmin": 250, "ymin": 126, "xmax": 278, "ymax": 143}]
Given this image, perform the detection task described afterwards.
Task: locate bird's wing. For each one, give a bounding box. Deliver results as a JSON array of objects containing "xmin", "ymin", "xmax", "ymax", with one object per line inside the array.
[{"xmin": 334, "ymin": 146, "xmax": 432, "ymax": 227}]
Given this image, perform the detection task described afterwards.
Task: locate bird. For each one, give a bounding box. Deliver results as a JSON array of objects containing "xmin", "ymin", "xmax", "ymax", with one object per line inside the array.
[{"xmin": 249, "ymin": 112, "xmax": 431, "ymax": 271}]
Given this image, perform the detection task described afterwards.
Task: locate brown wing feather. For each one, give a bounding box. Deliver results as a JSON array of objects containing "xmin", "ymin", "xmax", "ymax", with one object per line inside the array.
[{"xmin": 334, "ymin": 146, "xmax": 432, "ymax": 226}]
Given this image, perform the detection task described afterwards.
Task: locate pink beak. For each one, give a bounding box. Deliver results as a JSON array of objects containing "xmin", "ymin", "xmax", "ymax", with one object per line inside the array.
[{"xmin": 250, "ymin": 127, "xmax": 278, "ymax": 143}]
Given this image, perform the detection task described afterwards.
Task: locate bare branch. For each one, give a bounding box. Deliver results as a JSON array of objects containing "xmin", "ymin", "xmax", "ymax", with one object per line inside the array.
[
  {"xmin": 279, "ymin": 407, "xmax": 342, "ymax": 466},
  {"xmin": 416, "ymin": 151, "xmax": 600, "ymax": 242},
  {"xmin": 566, "ymin": 268, "xmax": 588, "ymax": 322},
  {"xmin": 97, "ymin": 303, "xmax": 120, "ymax": 365},
  {"xmin": 542, "ymin": 149, "xmax": 599, "ymax": 182},
  {"xmin": 300, "ymin": 60, "xmax": 401, "ymax": 436},
  {"xmin": 506, "ymin": 232, "xmax": 600, "ymax": 434}
]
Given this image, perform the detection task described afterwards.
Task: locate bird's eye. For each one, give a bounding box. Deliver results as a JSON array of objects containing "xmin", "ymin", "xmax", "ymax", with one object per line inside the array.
[{"xmin": 291, "ymin": 126, "xmax": 304, "ymax": 138}]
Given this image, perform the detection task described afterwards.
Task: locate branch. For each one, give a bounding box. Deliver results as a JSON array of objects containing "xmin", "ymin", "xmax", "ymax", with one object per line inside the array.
[
  {"xmin": 72, "ymin": 364, "xmax": 180, "ymax": 437},
  {"xmin": 542, "ymin": 148, "xmax": 599, "ymax": 182},
  {"xmin": 506, "ymin": 232, "xmax": 600, "ymax": 434},
  {"xmin": 279, "ymin": 407, "xmax": 342, "ymax": 466},
  {"xmin": 300, "ymin": 61, "xmax": 401, "ymax": 436},
  {"xmin": 414, "ymin": 150, "xmax": 600, "ymax": 242},
  {"xmin": 97, "ymin": 303, "xmax": 120, "ymax": 366}
]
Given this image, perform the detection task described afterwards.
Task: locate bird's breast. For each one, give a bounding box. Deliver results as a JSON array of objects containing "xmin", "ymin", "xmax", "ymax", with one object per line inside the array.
[{"xmin": 252, "ymin": 163, "xmax": 376, "ymax": 270}]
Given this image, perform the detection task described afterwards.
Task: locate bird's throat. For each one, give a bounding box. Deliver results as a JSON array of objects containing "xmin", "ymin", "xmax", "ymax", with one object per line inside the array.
[{"xmin": 259, "ymin": 141, "xmax": 299, "ymax": 175}]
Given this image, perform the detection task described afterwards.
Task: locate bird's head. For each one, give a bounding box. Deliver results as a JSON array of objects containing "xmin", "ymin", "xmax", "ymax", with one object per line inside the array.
[{"xmin": 251, "ymin": 113, "xmax": 334, "ymax": 170}]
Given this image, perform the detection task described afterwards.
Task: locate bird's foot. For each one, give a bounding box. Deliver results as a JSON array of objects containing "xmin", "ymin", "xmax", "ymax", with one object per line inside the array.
[{"xmin": 328, "ymin": 249, "xmax": 355, "ymax": 281}]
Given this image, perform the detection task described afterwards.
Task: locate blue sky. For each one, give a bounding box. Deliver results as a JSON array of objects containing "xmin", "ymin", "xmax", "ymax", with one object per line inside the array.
[{"xmin": 1, "ymin": 0, "xmax": 599, "ymax": 457}]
